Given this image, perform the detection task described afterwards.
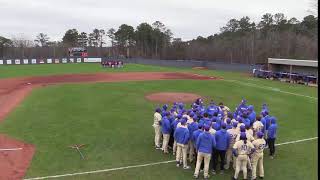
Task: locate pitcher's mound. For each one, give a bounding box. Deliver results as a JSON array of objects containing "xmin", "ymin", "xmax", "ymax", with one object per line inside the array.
[
  {"xmin": 192, "ymin": 67, "xmax": 208, "ymax": 70},
  {"xmin": 146, "ymin": 92, "xmax": 202, "ymax": 103}
]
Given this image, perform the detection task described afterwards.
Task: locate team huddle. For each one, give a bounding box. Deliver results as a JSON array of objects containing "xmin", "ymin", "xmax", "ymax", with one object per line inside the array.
[
  {"xmin": 152, "ymin": 98, "xmax": 278, "ymax": 180},
  {"xmin": 101, "ymin": 60, "xmax": 124, "ymax": 68}
]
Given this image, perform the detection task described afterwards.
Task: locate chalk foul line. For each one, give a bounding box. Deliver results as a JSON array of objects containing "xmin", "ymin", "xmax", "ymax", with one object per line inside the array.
[
  {"xmin": 224, "ymin": 80, "xmax": 317, "ymax": 100},
  {"xmin": 275, "ymin": 137, "xmax": 318, "ymax": 146},
  {"xmin": 24, "ymin": 136, "xmax": 318, "ymax": 180}
]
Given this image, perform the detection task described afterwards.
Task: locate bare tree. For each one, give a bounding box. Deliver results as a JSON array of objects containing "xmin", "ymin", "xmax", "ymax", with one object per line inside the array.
[
  {"xmin": 34, "ymin": 33, "xmax": 49, "ymax": 47},
  {"xmin": 12, "ymin": 36, "xmax": 35, "ymax": 48}
]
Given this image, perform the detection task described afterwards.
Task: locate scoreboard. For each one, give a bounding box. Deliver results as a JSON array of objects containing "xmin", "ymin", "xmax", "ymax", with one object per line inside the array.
[{"xmin": 68, "ymin": 47, "xmax": 88, "ymax": 57}]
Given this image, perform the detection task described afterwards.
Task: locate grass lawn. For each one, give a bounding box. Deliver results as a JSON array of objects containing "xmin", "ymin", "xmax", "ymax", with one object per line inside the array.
[
  {"xmin": 0, "ymin": 63, "xmax": 317, "ymax": 179},
  {"xmin": 0, "ymin": 63, "xmax": 178, "ymax": 79}
]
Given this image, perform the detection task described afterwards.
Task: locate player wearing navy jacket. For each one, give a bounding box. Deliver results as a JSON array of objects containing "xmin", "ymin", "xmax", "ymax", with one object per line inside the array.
[
  {"xmin": 194, "ymin": 125, "xmax": 216, "ymax": 179},
  {"xmin": 174, "ymin": 118, "xmax": 190, "ymax": 169},
  {"xmin": 267, "ymin": 117, "xmax": 278, "ymax": 159},
  {"xmin": 212, "ymin": 123, "xmax": 230, "ymax": 174}
]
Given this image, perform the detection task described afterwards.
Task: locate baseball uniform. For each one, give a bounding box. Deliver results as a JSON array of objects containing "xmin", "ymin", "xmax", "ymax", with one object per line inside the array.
[
  {"xmin": 233, "ymin": 140, "xmax": 254, "ymax": 179},
  {"xmin": 252, "ymin": 138, "xmax": 266, "ymax": 179},
  {"xmin": 153, "ymin": 111, "xmax": 162, "ymax": 147}
]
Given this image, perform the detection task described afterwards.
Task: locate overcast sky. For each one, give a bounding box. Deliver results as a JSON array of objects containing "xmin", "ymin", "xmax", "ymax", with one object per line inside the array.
[{"xmin": 0, "ymin": 0, "xmax": 313, "ymax": 43}]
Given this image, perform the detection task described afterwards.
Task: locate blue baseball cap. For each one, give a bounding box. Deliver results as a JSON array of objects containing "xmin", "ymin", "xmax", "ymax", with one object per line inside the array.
[
  {"xmin": 240, "ymin": 132, "xmax": 247, "ymax": 140},
  {"xmin": 180, "ymin": 118, "xmax": 187, "ymax": 125},
  {"xmin": 212, "ymin": 117, "xmax": 217, "ymax": 122},
  {"xmin": 204, "ymin": 124, "xmax": 210, "ymax": 131},
  {"xmin": 192, "ymin": 115, "xmax": 198, "ymax": 120},
  {"xmin": 226, "ymin": 118, "xmax": 231, "ymax": 124},
  {"xmin": 240, "ymin": 125, "xmax": 246, "ymax": 132},
  {"xmin": 162, "ymin": 104, "xmax": 168, "ymax": 110},
  {"xmin": 232, "ymin": 121, "xmax": 238, "ymax": 128},
  {"xmin": 257, "ymin": 131, "xmax": 264, "ymax": 138},
  {"xmin": 221, "ymin": 122, "xmax": 227, "ymax": 129},
  {"xmin": 155, "ymin": 108, "xmax": 161, "ymax": 113},
  {"xmin": 198, "ymin": 123, "xmax": 203, "ymax": 129}
]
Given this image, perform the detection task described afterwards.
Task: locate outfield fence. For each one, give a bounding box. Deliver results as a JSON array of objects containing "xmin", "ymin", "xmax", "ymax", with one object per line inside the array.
[
  {"xmin": 120, "ymin": 58, "xmax": 263, "ymax": 72},
  {"xmin": 0, "ymin": 57, "xmax": 263, "ymax": 72}
]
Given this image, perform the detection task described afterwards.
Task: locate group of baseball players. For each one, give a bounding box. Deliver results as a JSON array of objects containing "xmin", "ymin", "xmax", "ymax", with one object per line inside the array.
[
  {"xmin": 101, "ymin": 60, "xmax": 124, "ymax": 68},
  {"xmin": 152, "ymin": 98, "xmax": 278, "ymax": 180}
]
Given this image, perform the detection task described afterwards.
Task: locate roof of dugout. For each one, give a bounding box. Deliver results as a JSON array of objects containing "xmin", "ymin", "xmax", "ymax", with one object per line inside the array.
[{"xmin": 268, "ymin": 58, "xmax": 318, "ymax": 67}]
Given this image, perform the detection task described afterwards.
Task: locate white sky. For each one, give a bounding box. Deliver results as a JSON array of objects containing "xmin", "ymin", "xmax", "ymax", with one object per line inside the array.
[{"xmin": 0, "ymin": 0, "xmax": 313, "ymax": 43}]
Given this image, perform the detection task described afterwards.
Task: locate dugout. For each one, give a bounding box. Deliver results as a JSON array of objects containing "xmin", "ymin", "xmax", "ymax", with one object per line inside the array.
[{"xmin": 267, "ymin": 58, "xmax": 318, "ymax": 83}]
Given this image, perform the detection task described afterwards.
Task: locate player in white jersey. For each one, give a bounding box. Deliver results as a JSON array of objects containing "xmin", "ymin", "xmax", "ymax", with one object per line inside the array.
[
  {"xmin": 252, "ymin": 116, "xmax": 264, "ymax": 139},
  {"xmin": 251, "ymin": 131, "xmax": 266, "ymax": 180},
  {"xmin": 232, "ymin": 133, "xmax": 255, "ymax": 180},
  {"xmin": 152, "ymin": 108, "xmax": 162, "ymax": 149},
  {"xmin": 236, "ymin": 125, "xmax": 255, "ymax": 142},
  {"xmin": 225, "ymin": 122, "xmax": 239, "ymax": 170}
]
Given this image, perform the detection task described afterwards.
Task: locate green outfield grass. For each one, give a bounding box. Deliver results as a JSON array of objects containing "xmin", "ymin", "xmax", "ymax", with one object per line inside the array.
[
  {"xmin": 0, "ymin": 63, "xmax": 175, "ymax": 78},
  {"xmin": 0, "ymin": 63, "xmax": 317, "ymax": 179}
]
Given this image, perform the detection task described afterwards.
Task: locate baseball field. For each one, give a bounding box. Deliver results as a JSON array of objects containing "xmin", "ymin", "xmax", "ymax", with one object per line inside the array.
[{"xmin": 0, "ymin": 63, "xmax": 317, "ymax": 180}]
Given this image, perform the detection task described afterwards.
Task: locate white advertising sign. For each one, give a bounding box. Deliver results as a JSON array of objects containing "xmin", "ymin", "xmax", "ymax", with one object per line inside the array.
[
  {"xmin": 7, "ymin": 60, "xmax": 12, "ymax": 64},
  {"xmin": 54, "ymin": 59, "xmax": 60, "ymax": 63},
  {"xmin": 62, "ymin": 58, "xmax": 67, "ymax": 63},
  {"xmin": 47, "ymin": 59, "xmax": 52, "ymax": 63},
  {"xmin": 77, "ymin": 58, "xmax": 81, "ymax": 63},
  {"xmin": 15, "ymin": 59, "xmax": 20, "ymax": 64},
  {"xmin": 69, "ymin": 58, "xmax": 74, "ymax": 63},
  {"xmin": 0, "ymin": 60, "xmax": 3, "ymax": 65},
  {"xmin": 23, "ymin": 59, "xmax": 29, "ymax": 64},
  {"xmin": 84, "ymin": 58, "xmax": 101, "ymax": 63},
  {"xmin": 31, "ymin": 59, "xmax": 37, "ymax": 64}
]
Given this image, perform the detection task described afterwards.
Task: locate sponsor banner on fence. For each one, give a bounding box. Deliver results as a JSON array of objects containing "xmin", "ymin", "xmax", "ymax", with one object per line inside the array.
[
  {"xmin": 84, "ymin": 58, "xmax": 101, "ymax": 63},
  {"xmin": 39, "ymin": 59, "xmax": 45, "ymax": 64},
  {"xmin": 23, "ymin": 59, "xmax": 29, "ymax": 64},
  {"xmin": 15, "ymin": 59, "xmax": 20, "ymax": 64},
  {"xmin": 31, "ymin": 59, "xmax": 37, "ymax": 64},
  {"xmin": 0, "ymin": 60, "xmax": 3, "ymax": 65},
  {"xmin": 77, "ymin": 58, "xmax": 81, "ymax": 63},
  {"xmin": 62, "ymin": 58, "xmax": 67, "ymax": 63},
  {"xmin": 7, "ymin": 60, "xmax": 12, "ymax": 64},
  {"xmin": 54, "ymin": 59, "xmax": 60, "ymax": 63},
  {"xmin": 69, "ymin": 58, "xmax": 74, "ymax": 63},
  {"xmin": 47, "ymin": 59, "xmax": 52, "ymax": 64}
]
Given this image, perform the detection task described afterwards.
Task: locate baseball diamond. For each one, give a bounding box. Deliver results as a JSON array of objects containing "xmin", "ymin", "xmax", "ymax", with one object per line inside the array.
[
  {"xmin": 0, "ymin": 63, "xmax": 317, "ymax": 180},
  {"xmin": 1, "ymin": 1, "xmax": 319, "ymax": 179}
]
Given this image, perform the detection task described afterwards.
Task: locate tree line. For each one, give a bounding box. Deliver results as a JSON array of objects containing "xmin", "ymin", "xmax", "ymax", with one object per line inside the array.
[{"xmin": 0, "ymin": 13, "xmax": 318, "ymax": 63}]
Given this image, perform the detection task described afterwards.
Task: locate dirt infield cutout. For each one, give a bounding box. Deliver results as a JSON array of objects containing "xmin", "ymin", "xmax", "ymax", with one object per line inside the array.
[
  {"xmin": 145, "ymin": 92, "xmax": 202, "ymax": 103},
  {"xmin": 192, "ymin": 67, "xmax": 208, "ymax": 70}
]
